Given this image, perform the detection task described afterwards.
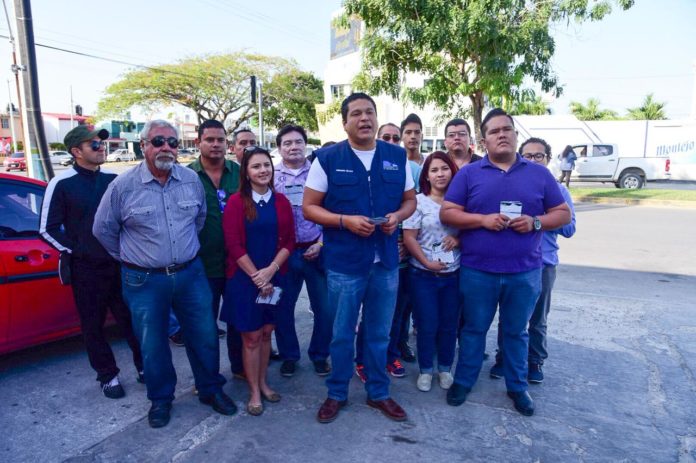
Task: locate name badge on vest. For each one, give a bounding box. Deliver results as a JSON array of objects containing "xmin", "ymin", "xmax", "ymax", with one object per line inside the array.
[{"xmin": 382, "ymin": 161, "xmax": 399, "ymax": 171}]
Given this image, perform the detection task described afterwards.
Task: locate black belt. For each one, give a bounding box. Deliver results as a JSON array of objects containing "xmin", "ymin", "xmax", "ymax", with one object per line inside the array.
[
  {"xmin": 122, "ymin": 259, "xmax": 194, "ymax": 275},
  {"xmin": 411, "ymin": 266, "xmax": 458, "ymax": 278}
]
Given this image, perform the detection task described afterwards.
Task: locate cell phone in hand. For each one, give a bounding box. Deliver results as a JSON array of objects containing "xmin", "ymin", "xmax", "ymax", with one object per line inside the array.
[{"xmin": 368, "ymin": 216, "xmax": 388, "ymax": 225}]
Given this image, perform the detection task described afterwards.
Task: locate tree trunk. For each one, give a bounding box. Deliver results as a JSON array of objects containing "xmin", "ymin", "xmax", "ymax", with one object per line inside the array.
[{"xmin": 470, "ymin": 91, "xmax": 485, "ymax": 153}]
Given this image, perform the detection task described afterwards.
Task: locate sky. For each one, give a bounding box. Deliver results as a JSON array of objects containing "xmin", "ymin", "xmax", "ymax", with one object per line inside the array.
[{"xmin": 0, "ymin": 0, "xmax": 692, "ymax": 120}]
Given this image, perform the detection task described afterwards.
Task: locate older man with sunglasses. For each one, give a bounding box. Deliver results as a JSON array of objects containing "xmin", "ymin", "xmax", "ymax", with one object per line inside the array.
[{"xmin": 94, "ymin": 120, "xmax": 237, "ymax": 428}]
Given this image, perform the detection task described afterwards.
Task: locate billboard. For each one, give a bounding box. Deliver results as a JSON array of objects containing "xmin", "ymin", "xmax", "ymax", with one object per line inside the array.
[{"xmin": 331, "ymin": 18, "xmax": 361, "ymax": 59}]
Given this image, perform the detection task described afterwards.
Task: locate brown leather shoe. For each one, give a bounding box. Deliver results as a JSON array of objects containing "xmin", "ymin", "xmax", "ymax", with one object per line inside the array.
[
  {"xmin": 366, "ymin": 398, "xmax": 407, "ymax": 421},
  {"xmin": 317, "ymin": 398, "xmax": 347, "ymax": 423}
]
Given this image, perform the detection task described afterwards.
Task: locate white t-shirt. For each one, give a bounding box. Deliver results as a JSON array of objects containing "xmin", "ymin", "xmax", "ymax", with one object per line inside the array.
[
  {"xmin": 402, "ymin": 193, "xmax": 460, "ymax": 272},
  {"xmin": 305, "ymin": 147, "xmax": 415, "ymax": 193}
]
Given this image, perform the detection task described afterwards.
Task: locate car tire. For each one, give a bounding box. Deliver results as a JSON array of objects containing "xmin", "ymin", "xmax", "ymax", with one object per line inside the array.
[{"xmin": 618, "ymin": 171, "xmax": 644, "ymax": 189}]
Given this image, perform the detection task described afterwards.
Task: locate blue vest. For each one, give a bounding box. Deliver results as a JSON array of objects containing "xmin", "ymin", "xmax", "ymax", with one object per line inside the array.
[{"xmin": 318, "ymin": 140, "xmax": 407, "ymax": 274}]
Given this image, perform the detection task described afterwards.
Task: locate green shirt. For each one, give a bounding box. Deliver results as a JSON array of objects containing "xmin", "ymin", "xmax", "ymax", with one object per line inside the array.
[{"xmin": 188, "ymin": 158, "xmax": 240, "ymax": 278}]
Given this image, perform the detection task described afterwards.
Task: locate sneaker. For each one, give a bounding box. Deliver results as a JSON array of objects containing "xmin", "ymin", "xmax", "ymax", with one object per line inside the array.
[
  {"xmin": 313, "ymin": 359, "xmax": 331, "ymax": 376},
  {"xmin": 386, "ymin": 359, "xmax": 406, "ymax": 378},
  {"xmin": 280, "ymin": 360, "xmax": 296, "ymax": 377},
  {"xmin": 489, "ymin": 359, "xmax": 504, "ymax": 379},
  {"xmin": 438, "ymin": 371, "xmax": 454, "ymax": 390},
  {"xmin": 101, "ymin": 376, "xmax": 125, "ymax": 399},
  {"xmin": 528, "ymin": 363, "xmax": 544, "ymax": 383},
  {"xmin": 416, "ymin": 373, "xmax": 432, "ymax": 392},
  {"xmin": 217, "ymin": 328, "xmax": 226, "ymax": 338},
  {"xmin": 169, "ymin": 330, "xmax": 184, "ymax": 347},
  {"xmin": 355, "ymin": 364, "xmax": 367, "ymax": 383}
]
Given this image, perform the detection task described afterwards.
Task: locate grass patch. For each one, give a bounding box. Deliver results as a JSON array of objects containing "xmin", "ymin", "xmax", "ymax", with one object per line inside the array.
[{"xmin": 569, "ymin": 188, "xmax": 696, "ymax": 201}]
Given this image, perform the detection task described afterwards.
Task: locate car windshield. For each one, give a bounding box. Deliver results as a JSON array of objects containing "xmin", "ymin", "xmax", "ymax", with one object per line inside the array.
[{"xmin": 0, "ymin": 182, "xmax": 43, "ymax": 237}]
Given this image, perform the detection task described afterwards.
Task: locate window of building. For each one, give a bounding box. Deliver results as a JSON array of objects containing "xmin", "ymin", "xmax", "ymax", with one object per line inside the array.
[
  {"xmin": 1, "ymin": 118, "xmax": 9, "ymax": 129},
  {"xmin": 424, "ymin": 126, "xmax": 438, "ymax": 137}
]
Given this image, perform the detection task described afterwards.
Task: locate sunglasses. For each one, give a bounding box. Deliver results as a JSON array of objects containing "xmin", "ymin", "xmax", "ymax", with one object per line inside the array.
[
  {"xmin": 243, "ymin": 146, "xmax": 268, "ymax": 156},
  {"xmin": 381, "ymin": 134, "xmax": 401, "ymax": 142},
  {"xmin": 88, "ymin": 140, "xmax": 105, "ymax": 150},
  {"xmin": 522, "ymin": 152, "xmax": 547, "ymax": 161},
  {"xmin": 144, "ymin": 136, "xmax": 179, "ymax": 149}
]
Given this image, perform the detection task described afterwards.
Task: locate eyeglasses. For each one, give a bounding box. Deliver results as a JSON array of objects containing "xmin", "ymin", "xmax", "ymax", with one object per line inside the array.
[
  {"xmin": 381, "ymin": 134, "xmax": 401, "ymax": 142},
  {"xmin": 446, "ymin": 131, "xmax": 469, "ymax": 139},
  {"xmin": 522, "ymin": 152, "xmax": 547, "ymax": 161},
  {"xmin": 217, "ymin": 189, "xmax": 227, "ymax": 213},
  {"xmin": 144, "ymin": 136, "xmax": 179, "ymax": 149},
  {"xmin": 89, "ymin": 140, "xmax": 105, "ymax": 150}
]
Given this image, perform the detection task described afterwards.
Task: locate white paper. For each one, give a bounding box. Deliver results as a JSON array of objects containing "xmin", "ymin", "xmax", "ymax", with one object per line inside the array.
[
  {"xmin": 284, "ymin": 184, "xmax": 304, "ymax": 207},
  {"xmin": 432, "ymin": 242, "xmax": 455, "ymax": 264},
  {"xmin": 500, "ymin": 200, "xmax": 522, "ymax": 219},
  {"xmin": 256, "ymin": 286, "xmax": 283, "ymax": 305}
]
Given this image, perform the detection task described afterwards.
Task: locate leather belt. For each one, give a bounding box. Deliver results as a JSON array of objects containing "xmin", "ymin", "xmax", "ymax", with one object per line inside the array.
[{"xmin": 122, "ymin": 259, "xmax": 194, "ymax": 276}]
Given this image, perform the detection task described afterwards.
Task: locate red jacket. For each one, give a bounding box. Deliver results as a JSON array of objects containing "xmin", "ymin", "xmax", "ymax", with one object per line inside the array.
[{"xmin": 222, "ymin": 191, "xmax": 295, "ymax": 278}]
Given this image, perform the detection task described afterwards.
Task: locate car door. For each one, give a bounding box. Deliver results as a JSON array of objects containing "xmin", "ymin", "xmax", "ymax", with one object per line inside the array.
[
  {"xmin": 573, "ymin": 144, "xmax": 616, "ymax": 179},
  {"xmin": 0, "ymin": 176, "xmax": 79, "ymax": 354}
]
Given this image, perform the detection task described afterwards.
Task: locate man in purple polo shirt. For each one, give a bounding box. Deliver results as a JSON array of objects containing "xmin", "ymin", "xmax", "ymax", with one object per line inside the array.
[
  {"xmin": 440, "ymin": 108, "xmax": 571, "ymax": 416},
  {"xmin": 273, "ymin": 124, "xmax": 332, "ymax": 378}
]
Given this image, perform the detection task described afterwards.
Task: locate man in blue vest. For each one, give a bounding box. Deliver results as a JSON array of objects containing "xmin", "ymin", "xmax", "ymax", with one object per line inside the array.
[{"xmin": 304, "ymin": 93, "xmax": 416, "ymax": 423}]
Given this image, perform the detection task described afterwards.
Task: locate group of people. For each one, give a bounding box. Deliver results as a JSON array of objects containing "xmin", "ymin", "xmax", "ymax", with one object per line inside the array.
[{"xmin": 39, "ymin": 91, "xmax": 575, "ymax": 429}]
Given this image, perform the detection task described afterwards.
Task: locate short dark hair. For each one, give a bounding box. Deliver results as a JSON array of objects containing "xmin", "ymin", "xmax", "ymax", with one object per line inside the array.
[
  {"xmin": 377, "ymin": 123, "xmax": 399, "ymax": 137},
  {"xmin": 400, "ymin": 113, "xmax": 422, "ymax": 134},
  {"xmin": 444, "ymin": 118, "xmax": 471, "ymax": 137},
  {"xmin": 519, "ymin": 137, "xmax": 552, "ymax": 157},
  {"xmin": 340, "ymin": 92, "xmax": 377, "ymax": 123},
  {"xmin": 276, "ymin": 124, "xmax": 307, "ymax": 147},
  {"xmin": 197, "ymin": 119, "xmax": 226, "ymax": 140},
  {"xmin": 481, "ymin": 108, "xmax": 514, "ymax": 137},
  {"xmin": 231, "ymin": 128, "xmax": 255, "ymax": 145},
  {"xmin": 420, "ymin": 151, "xmax": 458, "ymax": 196}
]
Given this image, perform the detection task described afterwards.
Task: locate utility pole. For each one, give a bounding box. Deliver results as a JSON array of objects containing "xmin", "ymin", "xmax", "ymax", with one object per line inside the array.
[
  {"xmin": 14, "ymin": 0, "xmax": 53, "ymax": 180},
  {"xmin": 2, "ymin": 0, "xmax": 23, "ymax": 152},
  {"xmin": 6, "ymin": 79, "xmax": 17, "ymax": 152},
  {"xmin": 69, "ymin": 85, "xmax": 73, "ymax": 128},
  {"xmin": 258, "ymin": 81, "xmax": 264, "ymax": 147}
]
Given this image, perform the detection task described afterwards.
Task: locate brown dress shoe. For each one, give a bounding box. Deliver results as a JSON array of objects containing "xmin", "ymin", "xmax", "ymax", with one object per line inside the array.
[
  {"xmin": 317, "ymin": 398, "xmax": 347, "ymax": 423},
  {"xmin": 366, "ymin": 398, "xmax": 407, "ymax": 421}
]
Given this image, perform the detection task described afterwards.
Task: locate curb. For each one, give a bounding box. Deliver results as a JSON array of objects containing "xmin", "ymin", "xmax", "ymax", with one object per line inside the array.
[{"xmin": 572, "ymin": 196, "xmax": 696, "ymax": 209}]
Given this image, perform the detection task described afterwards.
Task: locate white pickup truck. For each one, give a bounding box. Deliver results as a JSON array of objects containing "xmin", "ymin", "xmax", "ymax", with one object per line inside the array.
[{"xmin": 549, "ymin": 143, "xmax": 671, "ymax": 189}]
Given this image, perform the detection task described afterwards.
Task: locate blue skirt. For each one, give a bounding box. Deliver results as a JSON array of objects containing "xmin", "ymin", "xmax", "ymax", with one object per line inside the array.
[{"xmin": 220, "ymin": 272, "xmax": 284, "ymax": 333}]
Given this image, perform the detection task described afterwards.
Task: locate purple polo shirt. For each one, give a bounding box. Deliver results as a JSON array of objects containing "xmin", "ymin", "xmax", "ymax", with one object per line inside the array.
[
  {"xmin": 444, "ymin": 154, "xmax": 565, "ymax": 273},
  {"xmin": 274, "ymin": 159, "xmax": 322, "ymax": 244}
]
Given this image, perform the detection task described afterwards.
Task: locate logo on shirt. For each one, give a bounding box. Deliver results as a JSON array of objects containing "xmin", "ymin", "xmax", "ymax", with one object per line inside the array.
[
  {"xmin": 335, "ymin": 168, "xmax": 354, "ymax": 173},
  {"xmin": 382, "ymin": 161, "xmax": 399, "ymax": 171}
]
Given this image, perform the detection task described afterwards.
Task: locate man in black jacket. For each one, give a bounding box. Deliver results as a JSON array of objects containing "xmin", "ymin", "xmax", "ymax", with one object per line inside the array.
[{"xmin": 40, "ymin": 126, "xmax": 143, "ymax": 399}]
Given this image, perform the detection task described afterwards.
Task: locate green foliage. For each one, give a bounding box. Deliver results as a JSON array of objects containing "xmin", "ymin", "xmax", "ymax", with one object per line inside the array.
[
  {"xmin": 340, "ymin": 0, "xmax": 633, "ymax": 143},
  {"xmin": 49, "ymin": 143, "xmax": 66, "ymax": 150},
  {"xmin": 308, "ymin": 137, "xmax": 321, "ymax": 145},
  {"xmin": 626, "ymin": 94, "xmax": 667, "ymax": 120},
  {"xmin": 488, "ymin": 89, "xmax": 550, "ymax": 116},
  {"xmin": 569, "ymin": 98, "xmax": 619, "ymax": 120},
  {"xmin": 97, "ymin": 52, "xmax": 321, "ymax": 132},
  {"xmin": 263, "ymin": 70, "xmax": 324, "ymax": 131}
]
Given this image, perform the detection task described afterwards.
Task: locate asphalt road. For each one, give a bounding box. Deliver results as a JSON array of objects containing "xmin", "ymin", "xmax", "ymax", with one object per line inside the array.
[{"xmin": 1, "ymin": 203, "xmax": 696, "ymax": 462}]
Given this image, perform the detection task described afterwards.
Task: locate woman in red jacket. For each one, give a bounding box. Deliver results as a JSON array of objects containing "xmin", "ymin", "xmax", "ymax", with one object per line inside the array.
[{"xmin": 221, "ymin": 146, "xmax": 295, "ymax": 416}]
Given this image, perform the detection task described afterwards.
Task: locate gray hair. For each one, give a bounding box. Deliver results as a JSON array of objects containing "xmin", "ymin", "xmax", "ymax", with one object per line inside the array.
[
  {"xmin": 230, "ymin": 128, "xmax": 255, "ymax": 145},
  {"xmin": 140, "ymin": 119, "xmax": 179, "ymax": 140}
]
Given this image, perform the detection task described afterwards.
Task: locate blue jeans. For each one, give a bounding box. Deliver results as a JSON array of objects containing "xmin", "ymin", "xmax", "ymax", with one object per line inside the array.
[
  {"xmin": 326, "ymin": 264, "xmax": 398, "ymax": 401},
  {"xmin": 121, "ymin": 258, "xmax": 225, "ymax": 404},
  {"xmin": 454, "ymin": 267, "xmax": 541, "ymax": 392},
  {"xmin": 275, "ymin": 249, "xmax": 333, "ymax": 362},
  {"xmin": 408, "ymin": 267, "xmax": 460, "ymax": 373}
]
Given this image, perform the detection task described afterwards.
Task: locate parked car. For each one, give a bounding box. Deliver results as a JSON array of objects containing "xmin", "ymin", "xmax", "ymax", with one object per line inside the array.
[
  {"xmin": 106, "ymin": 149, "xmax": 136, "ymax": 162},
  {"xmin": 0, "ymin": 173, "xmax": 80, "ymax": 355},
  {"xmin": 49, "ymin": 151, "xmax": 72, "ymax": 165},
  {"xmin": 3, "ymin": 152, "xmax": 26, "ymax": 172},
  {"xmin": 60, "ymin": 157, "xmax": 74, "ymax": 167}
]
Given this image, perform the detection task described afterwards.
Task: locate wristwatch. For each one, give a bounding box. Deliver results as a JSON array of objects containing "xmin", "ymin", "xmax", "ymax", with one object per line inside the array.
[{"xmin": 533, "ymin": 216, "xmax": 542, "ymax": 231}]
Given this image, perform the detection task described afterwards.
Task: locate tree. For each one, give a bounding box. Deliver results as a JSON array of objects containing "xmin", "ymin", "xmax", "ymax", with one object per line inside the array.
[
  {"xmin": 263, "ymin": 70, "xmax": 324, "ymax": 131},
  {"xmin": 97, "ymin": 52, "xmax": 321, "ymax": 132},
  {"xmin": 626, "ymin": 94, "xmax": 667, "ymax": 120},
  {"xmin": 569, "ymin": 98, "xmax": 619, "ymax": 120},
  {"xmin": 340, "ymin": 0, "xmax": 634, "ymax": 144},
  {"xmin": 488, "ymin": 89, "xmax": 550, "ymax": 116}
]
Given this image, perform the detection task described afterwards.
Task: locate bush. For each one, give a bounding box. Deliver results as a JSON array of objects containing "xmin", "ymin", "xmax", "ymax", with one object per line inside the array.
[
  {"xmin": 308, "ymin": 137, "xmax": 321, "ymax": 145},
  {"xmin": 49, "ymin": 142, "xmax": 67, "ymax": 151}
]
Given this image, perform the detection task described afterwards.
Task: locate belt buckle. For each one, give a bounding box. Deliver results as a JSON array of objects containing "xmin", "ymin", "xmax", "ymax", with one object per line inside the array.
[{"xmin": 165, "ymin": 264, "xmax": 176, "ymax": 276}]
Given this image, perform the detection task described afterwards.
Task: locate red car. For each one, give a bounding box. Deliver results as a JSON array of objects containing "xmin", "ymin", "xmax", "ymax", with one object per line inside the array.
[
  {"xmin": 3, "ymin": 152, "xmax": 27, "ymax": 172},
  {"xmin": 0, "ymin": 173, "xmax": 80, "ymax": 355}
]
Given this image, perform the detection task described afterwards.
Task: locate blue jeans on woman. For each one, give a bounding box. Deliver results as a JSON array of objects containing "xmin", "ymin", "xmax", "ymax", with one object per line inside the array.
[
  {"xmin": 121, "ymin": 258, "xmax": 226, "ymax": 405},
  {"xmin": 454, "ymin": 267, "xmax": 541, "ymax": 392},
  {"xmin": 408, "ymin": 267, "xmax": 460, "ymax": 373},
  {"xmin": 325, "ymin": 263, "xmax": 398, "ymax": 402}
]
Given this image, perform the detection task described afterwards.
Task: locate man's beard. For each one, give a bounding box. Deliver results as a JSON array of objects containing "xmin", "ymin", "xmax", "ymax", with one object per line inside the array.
[{"xmin": 154, "ymin": 154, "xmax": 175, "ymax": 170}]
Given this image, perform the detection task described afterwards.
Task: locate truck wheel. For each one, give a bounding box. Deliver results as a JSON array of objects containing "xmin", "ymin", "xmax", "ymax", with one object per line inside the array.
[{"xmin": 619, "ymin": 171, "xmax": 644, "ymax": 189}]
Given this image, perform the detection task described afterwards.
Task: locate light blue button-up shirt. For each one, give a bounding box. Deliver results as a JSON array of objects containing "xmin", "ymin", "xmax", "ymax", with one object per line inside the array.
[{"xmin": 93, "ymin": 161, "xmax": 206, "ymax": 268}]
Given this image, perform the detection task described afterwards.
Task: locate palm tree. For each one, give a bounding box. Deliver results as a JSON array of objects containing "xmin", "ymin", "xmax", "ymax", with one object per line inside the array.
[
  {"xmin": 569, "ymin": 98, "xmax": 619, "ymax": 121},
  {"xmin": 626, "ymin": 94, "xmax": 667, "ymax": 120}
]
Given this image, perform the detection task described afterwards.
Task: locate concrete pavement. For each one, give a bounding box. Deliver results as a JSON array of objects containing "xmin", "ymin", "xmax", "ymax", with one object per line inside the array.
[{"xmin": 1, "ymin": 203, "xmax": 696, "ymax": 462}]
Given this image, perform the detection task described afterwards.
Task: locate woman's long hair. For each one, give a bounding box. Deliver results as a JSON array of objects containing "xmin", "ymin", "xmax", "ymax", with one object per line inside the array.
[
  {"xmin": 561, "ymin": 145, "xmax": 574, "ymax": 159},
  {"xmin": 419, "ymin": 151, "xmax": 458, "ymax": 196},
  {"xmin": 239, "ymin": 146, "xmax": 275, "ymax": 222}
]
